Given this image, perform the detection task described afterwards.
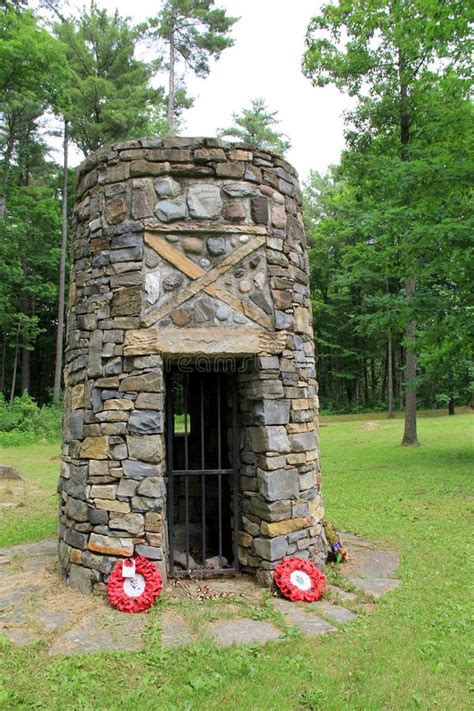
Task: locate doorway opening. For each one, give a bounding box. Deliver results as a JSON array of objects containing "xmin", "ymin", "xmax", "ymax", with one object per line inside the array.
[{"xmin": 166, "ymin": 365, "xmax": 239, "ymax": 577}]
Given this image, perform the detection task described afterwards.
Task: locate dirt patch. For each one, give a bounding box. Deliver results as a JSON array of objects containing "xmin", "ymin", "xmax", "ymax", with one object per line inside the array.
[{"xmin": 360, "ymin": 421, "xmax": 380, "ymax": 430}]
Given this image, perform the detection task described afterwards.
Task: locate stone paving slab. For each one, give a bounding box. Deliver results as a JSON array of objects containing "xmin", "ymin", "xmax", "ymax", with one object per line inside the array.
[
  {"xmin": 0, "ymin": 533, "xmax": 400, "ymax": 652},
  {"xmin": 347, "ymin": 577, "xmax": 401, "ymax": 598},
  {"xmin": 48, "ymin": 612, "xmax": 147, "ymax": 656},
  {"xmin": 273, "ymin": 598, "xmax": 337, "ymax": 636},
  {"xmin": 209, "ymin": 618, "xmax": 281, "ymax": 647}
]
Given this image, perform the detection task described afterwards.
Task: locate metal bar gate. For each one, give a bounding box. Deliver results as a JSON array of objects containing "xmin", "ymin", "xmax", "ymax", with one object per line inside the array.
[{"xmin": 166, "ymin": 369, "xmax": 239, "ymax": 577}]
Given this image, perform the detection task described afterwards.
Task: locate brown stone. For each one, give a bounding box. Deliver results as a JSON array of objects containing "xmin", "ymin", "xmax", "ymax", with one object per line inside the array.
[
  {"xmin": 271, "ymin": 204, "xmax": 287, "ymax": 229},
  {"xmin": 135, "ymin": 392, "xmax": 163, "ymax": 410},
  {"xmin": 251, "ymin": 196, "xmax": 269, "ymax": 224},
  {"xmin": 120, "ymin": 372, "xmax": 162, "ymax": 392},
  {"xmin": 216, "ymin": 162, "xmax": 245, "ymax": 178},
  {"xmin": 104, "ymin": 398, "xmax": 134, "ymax": 411},
  {"xmin": 239, "ymin": 280, "xmax": 252, "ymax": 294},
  {"xmin": 90, "ymin": 484, "xmax": 117, "ymax": 500},
  {"xmin": 130, "ymin": 160, "xmax": 170, "ymax": 177},
  {"xmin": 94, "ymin": 499, "xmax": 130, "ymax": 513},
  {"xmin": 182, "ymin": 237, "xmax": 203, "ymax": 254},
  {"xmin": 112, "ymin": 286, "xmax": 142, "ymax": 317},
  {"xmin": 145, "ymin": 512, "xmax": 162, "ymax": 532},
  {"xmin": 70, "ymin": 549, "xmax": 83, "ymax": 564},
  {"xmin": 80, "ymin": 436, "xmax": 109, "ymax": 459},
  {"xmin": 88, "ymin": 533, "xmax": 133, "ymax": 557},
  {"xmin": 171, "ymin": 308, "xmax": 191, "ymax": 326},
  {"xmin": 294, "ymin": 307, "xmax": 312, "ymax": 335},
  {"xmin": 70, "ymin": 384, "xmax": 85, "ymax": 409},
  {"xmin": 273, "ymin": 290, "xmax": 292, "ymax": 310},
  {"xmin": 105, "ymin": 195, "xmax": 127, "ymax": 225},
  {"xmin": 260, "ymin": 516, "xmax": 310, "ymax": 537},
  {"xmin": 194, "ymin": 148, "xmax": 226, "ymax": 162},
  {"xmin": 229, "ymin": 150, "xmax": 252, "ymax": 161},
  {"xmin": 224, "ymin": 202, "xmax": 246, "ymax": 222}
]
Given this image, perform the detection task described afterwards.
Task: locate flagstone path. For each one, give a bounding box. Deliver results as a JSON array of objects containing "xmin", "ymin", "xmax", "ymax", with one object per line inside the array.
[{"xmin": 0, "ymin": 533, "xmax": 400, "ymax": 655}]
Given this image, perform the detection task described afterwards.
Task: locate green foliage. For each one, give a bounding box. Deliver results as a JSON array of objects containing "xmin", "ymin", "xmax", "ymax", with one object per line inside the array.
[
  {"xmin": 56, "ymin": 2, "xmax": 165, "ymax": 154},
  {"xmin": 151, "ymin": 0, "xmax": 238, "ymax": 77},
  {"xmin": 303, "ymin": 0, "xmax": 473, "ymax": 416},
  {"xmin": 218, "ymin": 97, "xmax": 291, "ymax": 155},
  {"xmin": 0, "ymin": 392, "xmax": 61, "ymax": 445}
]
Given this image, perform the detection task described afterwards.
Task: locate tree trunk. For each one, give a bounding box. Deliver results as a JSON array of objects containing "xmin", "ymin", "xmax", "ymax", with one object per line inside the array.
[
  {"xmin": 167, "ymin": 29, "xmax": 176, "ymax": 136},
  {"xmin": 53, "ymin": 119, "xmax": 69, "ymax": 404},
  {"xmin": 0, "ymin": 332, "xmax": 6, "ymax": 394},
  {"xmin": 387, "ymin": 327, "xmax": 394, "ymax": 418},
  {"xmin": 10, "ymin": 323, "xmax": 20, "ymax": 404},
  {"xmin": 402, "ymin": 278, "xmax": 419, "ymax": 445},
  {"xmin": 448, "ymin": 397, "xmax": 455, "ymax": 415},
  {"xmin": 399, "ymin": 343, "xmax": 404, "ymax": 409}
]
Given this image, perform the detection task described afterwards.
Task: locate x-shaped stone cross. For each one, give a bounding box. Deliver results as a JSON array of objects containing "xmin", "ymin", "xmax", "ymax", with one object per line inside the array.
[{"xmin": 142, "ymin": 231, "xmax": 272, "ymax": 329}]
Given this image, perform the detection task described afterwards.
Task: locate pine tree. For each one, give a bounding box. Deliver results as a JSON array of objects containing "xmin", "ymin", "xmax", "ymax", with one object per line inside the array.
[
  {"xmin": 218, "ymin": 98, "xmax": 291, "ymax": 156},
  {"xmin": 149, "ymin": 0, "xmax": 237, "ymax": 135}
]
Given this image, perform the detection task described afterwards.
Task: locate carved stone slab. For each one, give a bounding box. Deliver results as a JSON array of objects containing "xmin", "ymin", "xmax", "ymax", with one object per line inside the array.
[{"xmin": 124, "ymin": 327, "xmax": 288, "ymax": 357}]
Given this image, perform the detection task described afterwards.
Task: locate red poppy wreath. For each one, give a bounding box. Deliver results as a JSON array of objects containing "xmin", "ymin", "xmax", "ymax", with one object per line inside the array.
[
  {"xmin": 274, "ymin": 558, "xmax": 327, "ymax": 602},
  {"xmin": 107, "ymin": 556, "xmax": 163, "ymax": 612}
]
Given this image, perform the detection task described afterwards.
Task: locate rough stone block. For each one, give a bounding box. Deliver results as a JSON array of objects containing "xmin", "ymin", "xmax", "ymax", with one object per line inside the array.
[
  {"xmin": 187, "ymin": 184, "xmax": 222, "ymax": 219},
  {"xmin": 122, "ymin": 460, "xmax": 159, "ymax": 479},
  {"xmin": 250, "ymin": 426, "xmax": 290, "ymax": 453},
  {"xmin": 135, "ymin": 545, "xmax": 163, "ymax": 560},
  {"xmin": 109, "ymin": 512, "xmax": 144, "ymax": 535},
  {"xmin": 80, "ymin": 436, "xmax": 109, "ymax": 459},
  {"xmin": 290, "ymin": 430, "xmax": 317, "ymax": 452},
  {"xmin": 127, "ymin": 410, "xmax": 163, "ymax": 436},
  {"xmin": 88, "ymin": 533, "xmax": 133, "ymax": 557},
  {"xmin": 253, "ymin": 536, "xmax": 287, "ymax": 561},
  {"xmin": 69, "ymin": 564, "xmax": 98, "ymax": 594},
  {"xmin": 258, "ymin": 468, "xmax": 299, "ymax": 501},
  {"xmin": 127, "ymin": 434, "xmax": 163, "ymax": 462},
  {"xmin": 254, "ymin": 400, "xmax": 290, "ymax": 425}
]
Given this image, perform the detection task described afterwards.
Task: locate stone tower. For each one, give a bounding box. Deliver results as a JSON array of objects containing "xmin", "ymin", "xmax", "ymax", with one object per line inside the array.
[{"xmin": 59, "ymin": 137, "xmax": 326, "ymax": 594}]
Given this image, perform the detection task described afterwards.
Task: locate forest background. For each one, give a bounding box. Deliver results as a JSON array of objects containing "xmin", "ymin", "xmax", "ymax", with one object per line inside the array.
[{"xmin": 0, "ymin": 0, "xmax": 472, "ymax": 445}]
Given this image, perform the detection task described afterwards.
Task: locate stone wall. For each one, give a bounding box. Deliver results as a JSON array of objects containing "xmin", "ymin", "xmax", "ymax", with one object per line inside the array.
[{"xmin": 59, "ymin": 136, "xmax": 326, "ymax": 594}]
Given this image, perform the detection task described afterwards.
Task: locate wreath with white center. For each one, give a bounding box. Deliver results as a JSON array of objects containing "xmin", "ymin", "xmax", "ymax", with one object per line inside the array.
[
  {"xmin": 107, "ymin": 556, "xmax": 162, "ymax": 612},
  {"xmin": 274, "ymin": 557, "xmax": 327, "ymax": 602}
]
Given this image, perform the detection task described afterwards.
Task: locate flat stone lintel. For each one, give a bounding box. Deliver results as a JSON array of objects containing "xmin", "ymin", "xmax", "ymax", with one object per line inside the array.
[
  {"xmin": 124, "ymin": 327, "xmax": 287, "ymax": 357},
  {"xmin": 144, "ymin": 221, "xmax": 267, "ymax": 234}
]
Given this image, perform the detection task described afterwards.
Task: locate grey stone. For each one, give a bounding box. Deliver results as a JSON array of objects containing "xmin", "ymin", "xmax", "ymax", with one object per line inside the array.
[
  {"xmin": 128, "ymin": 410, "xmax": 163, "ymax": 435},
  {"xmin": 131, "ymin": 496, "xmax": 162, "ymax": 512},
  {"xmin": 273, "ymin": 599, "xmax": 337, "ymax": 636},
  {"xmin": 154, "ymin": 176, "xmax": 181, "ymax": 198},
  {"xmin": 135, "ymin": 545, "xmax": 162, "ymax": 560},
  {"xmin": 48, "ymin": 613, "xmax": 146, "ymax": 656},
  {"xmin": 111, "ymin": 233, "xmax": 142, "ymax": 249},
  {"xmin": 275, "ymin": 310, "xmax": 295, "ymax": 330},
  {"xmin": 250, "ymin": 426, "xmax": 291, "ymax": 453},
  {"xmin": 221, "ymin": 182, "xmax": 258, "ymax": 197},
  {"xmin": 154, "ymin": 195, "xmax": 187, "ymax": 222},
  {"xmin": 290, "ymin": 431, "xmax": 317, "ymax": 452},
  {"xmin": 210, "ymin": 619, "xmax": 281, "ymax": 646},
  {"xmin": 69, "ymin": 563, "xmax": 98, "ymax": 594},
  {"xmin": 109, "ymin": 246, "xmax": 143, "ymax": 263},
  {"xmin": 254, "ymin": 400, "xmax": 290, "ymax": 425},
  {"xmin": 88, "ymin": 507, "xmax": 109, "ymax": 525},
  {"xmin": 187, "ymin": 184, "xmax": 222, "ymax": 219},
  {"xmin": 64, "ymin": 528, "xmax": 88, "ymax": 550},
  {"xmin": 68, "ymin": 410, "xmax": 84, "ymax": 440},
  {"xmin": 137, "ymin": 476, "xmax": 164, "ymax": 498},
  {"xmin": 109, "ymin": 512, "xmax": 144, "ymax": 535},
  {"xmin": 145, "ymin": 271, "xmax": 161, "ymax": 304},
  {"xmin": 122, "ymin": 460, "xmax": 159, "ymax": 479},
  {"xmin": 216, "ymin": 306, "xmax": 230, "ymax": 321},
  {"xmin": 348, "ymin": 577, "xmax": 401, "ymax": 598},
  {"xmin": 117, "ymin": 478, "xmax": 139, "ymax": 497},
  {"xmin": 163, "ymin": 272, "xmax": 184, "ymax": 292},
  {"xmin": 253, "ymin": 536, "xmax": 287, "ymax": 561},
  {"xmin": 258, "ymin": 468, "xmax": 299, "ymax": 501},
  {"xmin": 206, "ymin": 237, "xmax": 226, "ymax": 256},
  {"xmin": 315, "ymin": 601, "xmax": 358, "ymax": 624},
  {"xmin": 65, "ymin": 497, "xmax": 89, "ymax": 522}
]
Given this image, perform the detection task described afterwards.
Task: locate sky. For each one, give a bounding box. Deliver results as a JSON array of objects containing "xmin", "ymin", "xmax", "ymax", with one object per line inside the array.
[{"xmin": 61, "ymin": 0, "xmax": 350, "ymax": 182}]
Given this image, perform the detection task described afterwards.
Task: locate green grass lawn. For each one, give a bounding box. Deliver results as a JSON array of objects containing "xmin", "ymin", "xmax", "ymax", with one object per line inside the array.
[{"xmin": 0, "ymin": 413, "xmax": 472, "ymax": 710}]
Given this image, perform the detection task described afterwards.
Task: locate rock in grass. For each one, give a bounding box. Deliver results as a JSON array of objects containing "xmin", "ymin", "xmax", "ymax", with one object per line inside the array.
[{"xmin": 0, "ymin": 465, "xmax": 23, "ymax": 480}]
